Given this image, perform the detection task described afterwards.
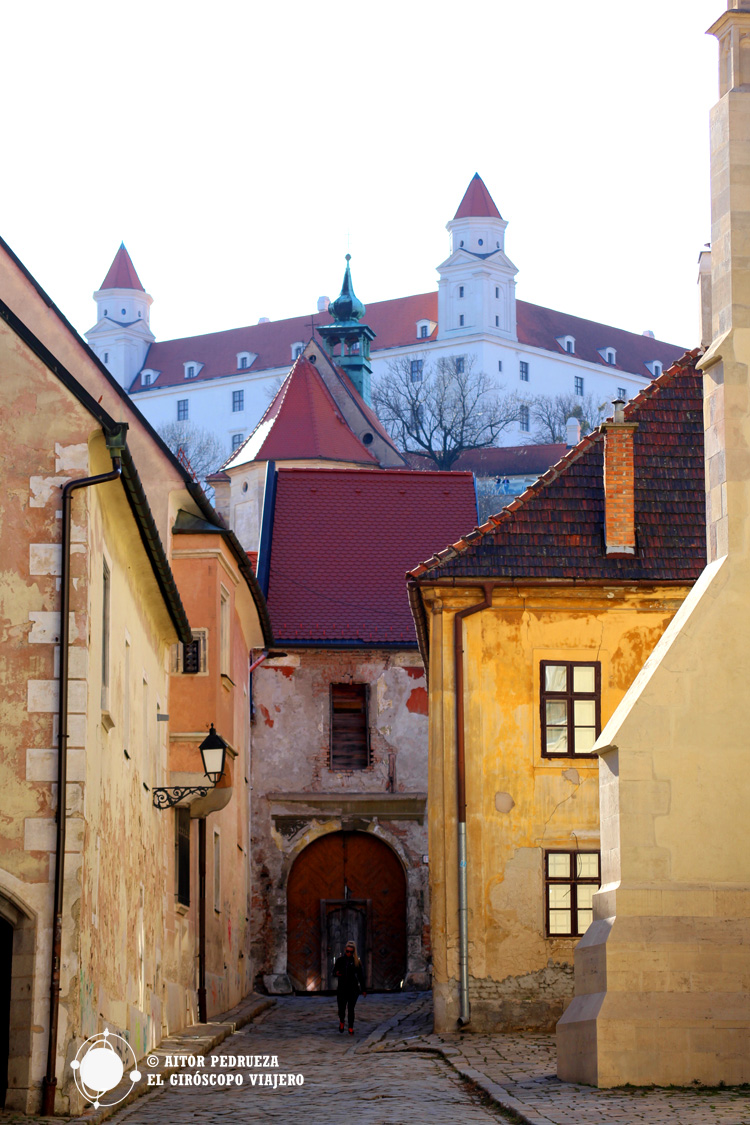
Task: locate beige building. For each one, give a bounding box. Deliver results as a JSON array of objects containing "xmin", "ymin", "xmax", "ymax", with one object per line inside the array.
[
  {"xmin": 557, "ymin": 0, "xmax": 750, "ymax": 1087},
  {"xmin": 0, "ymin": 237, "xmax": 268, "ymax": 1114},
  {"xmin": 407, "ymin": 356, "xmax": 705, "ymax": 1034}
]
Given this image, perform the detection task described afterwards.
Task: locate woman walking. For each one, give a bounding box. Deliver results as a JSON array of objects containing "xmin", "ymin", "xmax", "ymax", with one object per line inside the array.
[{"xmin": 334, "ymin": 941, "xmax": 366, "ymax": 1034}]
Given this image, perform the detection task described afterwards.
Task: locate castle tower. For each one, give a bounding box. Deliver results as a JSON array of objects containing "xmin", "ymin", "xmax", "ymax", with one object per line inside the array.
[
  {"xmin": 437, "ymin": 173, "xmax": 518, "ymax": 342},
  {"xmin": 317, "ymin": 255, "xmax": 376, "ymax": 405},
  {"xmin": 85, "ymin": 244, "xmax": 154, "ymax": 390},
  {"xmin": 556, "ymin": 0, "xmax": 750, "ymax": 1087}
]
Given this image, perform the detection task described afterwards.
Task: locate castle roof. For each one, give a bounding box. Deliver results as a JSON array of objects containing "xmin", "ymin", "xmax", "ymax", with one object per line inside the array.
[
  {"xmin": 99, "ymin": 243, "xmax": 145, "ymax": 292},
  {"xmin": 453, "ymin": 173, "xmax": 503, "ymax": 220}
]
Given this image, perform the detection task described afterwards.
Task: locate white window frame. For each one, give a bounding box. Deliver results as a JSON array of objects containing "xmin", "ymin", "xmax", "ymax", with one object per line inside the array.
[
  {"xmin": 141, "ymin": 369, "xmax": 158, "ymax": 386},
  {"xmin": 291, "ymin": 342, "xmax": 305, "ymax": 360},
  {"xmin": 236, "ymin": 351, "xmax": 255, "ymax": 370},
  {"xmin": 183, "ymin": 361, "xmax": 203, "ymax": 379}
]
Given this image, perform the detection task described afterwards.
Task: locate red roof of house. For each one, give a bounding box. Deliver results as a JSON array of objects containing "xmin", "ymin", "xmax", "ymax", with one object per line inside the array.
[
  {"xmin": 454, "ymin": 173, "xmax": 502, "ymax": 220},
  {"xmin": 99, "ymin": 244, "xmax": 145, "ymax": 292},
  {"xmin": 224, "ymin": 356, "xmax": 379, "ymax": 467},
  {"xmin": 404, "ymin": 444, "xmax": 568, "ymax": 477},
  {"xmin": 265, "ymin": 468, "xmax": 478, "ymax": 644},
  {"xmin": 408, "ymin": 350, "xmax": 706, "ymax": 585},
  {"xmin": 129, "ymin": 292, "xmax": 683, "ymax": 395}
]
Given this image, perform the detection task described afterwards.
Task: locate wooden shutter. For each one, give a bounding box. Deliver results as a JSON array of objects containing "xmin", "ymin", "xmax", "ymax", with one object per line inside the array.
[{"xmin": 330, "ymin": 684, "xmax": 369, "ymax": 770}]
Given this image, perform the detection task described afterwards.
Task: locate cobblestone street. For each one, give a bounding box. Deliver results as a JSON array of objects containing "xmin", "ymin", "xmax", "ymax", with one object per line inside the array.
[{"xmin": 106, "ymin": 994, "xmax": 507, "ymax": 1125}]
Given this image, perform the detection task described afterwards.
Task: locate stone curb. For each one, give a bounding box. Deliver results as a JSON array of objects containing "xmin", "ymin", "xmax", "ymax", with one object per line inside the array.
[
  {"xmin": 356, "ymin": 995, "xmax": 432, "ymax": 1054},
  {"xmin": 67, "ymin": 993, "xmax": 275, "ymax": 1125}
]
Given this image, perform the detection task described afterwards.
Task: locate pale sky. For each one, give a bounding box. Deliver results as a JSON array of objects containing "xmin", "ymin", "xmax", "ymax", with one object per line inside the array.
[{"xmin": 1, "ymin": 1, "xmax": 722, "ymax": 350}]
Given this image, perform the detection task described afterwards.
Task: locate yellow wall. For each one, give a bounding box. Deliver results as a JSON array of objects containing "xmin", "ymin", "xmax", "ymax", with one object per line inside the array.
[{"xmin": 423, "ymin": 583, "xmax": 690, "ymax": 1033}]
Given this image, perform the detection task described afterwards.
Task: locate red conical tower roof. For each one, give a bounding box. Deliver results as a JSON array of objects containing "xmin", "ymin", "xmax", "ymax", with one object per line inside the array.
[
  {"xmin": 99, "ymin": 243, "xmax": 145, "ymax": 291},
  {"xmin": 453, "ymin": 173, "xmax": 502, "ymax": 220}
]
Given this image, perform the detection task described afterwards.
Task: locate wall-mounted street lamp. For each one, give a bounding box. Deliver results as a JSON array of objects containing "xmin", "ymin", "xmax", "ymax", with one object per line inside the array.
[{"xmin": 152, "ymin": 724, "xmax": 228, "ymax": 809}]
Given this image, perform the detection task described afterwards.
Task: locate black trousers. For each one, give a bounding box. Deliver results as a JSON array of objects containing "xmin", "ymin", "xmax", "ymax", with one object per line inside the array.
[{"xmin": 337, "ymin": 991, "xmax": 358, "ymax": 1027}]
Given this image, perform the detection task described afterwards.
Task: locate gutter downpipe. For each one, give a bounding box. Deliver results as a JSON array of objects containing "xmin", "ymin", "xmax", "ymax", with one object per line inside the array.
[
  {"xmin": 453, "ymin": 581, "xmax": 495, "ymax": 1028},
  {"xmin": 42, "ymin": 451, "xmax": 123, "ymax": 1115}
]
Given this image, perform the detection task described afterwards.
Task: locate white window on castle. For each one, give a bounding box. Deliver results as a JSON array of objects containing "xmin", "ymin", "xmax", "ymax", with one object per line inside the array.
[
  {"xmin": 420, "ymin": 325, "xmax": 428, "ymax": 338},
  {"xmin": 459, "ymin": 315, "xmax": 465, "ymax": 327},
  {"xmin": 232, "ymin": 389, "xmax": 244, "ymax": 412},
  {"xmin": 455, "ymin": 356, "xmax": 466, "ymax": 375},
  {"xmin": 186, "ymin": 365, "xmax": 196, "ymax": 378},
  {"xmin": 575, "ymin": 376, "xmax": 584, "ymax": 396},
  {"xmin": 410, "ymin": 360, "xmax": 424, "ymax": 383},
  {"xmin": 177, "ymin": 399, "xmax": 188, "ymax": 421},
  {"xmin": 231, "ymin": 433, "xmax": 245, "ymax": 451},
  {"xmin": 520, "ymin": 405, "xmax": 530, "ymax": 432},
  {"xmin": 459, "ymin": 286, "xmax": 465, "ymax": 298},
  {"xmin": 617, "ymin": 387, "xmax": 627, "ymax": 401},
  {"xmin": 520, "ymin": 361, "xmax": 529, "ymax": 382}
]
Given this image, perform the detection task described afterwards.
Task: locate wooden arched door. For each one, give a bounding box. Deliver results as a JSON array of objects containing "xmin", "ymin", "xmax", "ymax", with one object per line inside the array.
[{"xmin": 287, "ymin": 832, "xmax": 406, "ymax": 992}]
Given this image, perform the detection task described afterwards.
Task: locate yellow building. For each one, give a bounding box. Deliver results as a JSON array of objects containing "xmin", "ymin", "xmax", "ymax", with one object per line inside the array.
[
  {"xmin": 407, "ymin": 355, "xmax": 705, "ymax": 1034},
  {"xmin": 0, "ymin": 238, "xmax": 269, "ymax": 1113}
]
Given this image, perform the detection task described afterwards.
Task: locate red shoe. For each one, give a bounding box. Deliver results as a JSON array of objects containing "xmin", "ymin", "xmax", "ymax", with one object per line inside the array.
[
  {"xmin": 348, "ymin": 1027, "xmax": 354, "ymax": 1035},
  {"xmin": 339, "ymin": 1021, "xmax": 344, "ymax": 1033}
]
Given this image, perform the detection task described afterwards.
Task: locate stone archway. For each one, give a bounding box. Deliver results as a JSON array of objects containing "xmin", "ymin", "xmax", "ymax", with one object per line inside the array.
[{"xmin": 287, "ymin": 831, "xmax": 406, "ymax": 992}]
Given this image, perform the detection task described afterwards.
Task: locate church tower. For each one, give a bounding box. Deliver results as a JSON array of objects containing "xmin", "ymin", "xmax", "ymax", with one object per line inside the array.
[
  {"xmin": 437, "ymin": 173, "xmax": 518, "ymax": 342},
  {"xmin": 85, "ymin": 244, "xmax": 154, "ymax": 390},
  {"xmin": 317, "ymin": 255, "xmax": 376, "ymax": 405}
]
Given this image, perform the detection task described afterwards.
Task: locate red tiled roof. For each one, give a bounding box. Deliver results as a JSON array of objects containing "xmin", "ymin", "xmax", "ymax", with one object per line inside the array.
[
  {"xmin": 129, "ymin": 292, "xmax": 683, "ymax": 395},
  {"xmin": 408, "ymin": 350, "xmax": 706, "ymax": 584},
  {"xmin": 404, "ymin": 444, "xmax": 568, "ymax": 477},
  {"xmin": 266, "ymin": 468, "xmax": 478, "ymax": 644},
  {"xmin": 454, "ymin": 174, "xmax": 502, "ymax": 220},
  {"xmin": 224, "ymin": 356, "xmax": 378, "ymax": 468},
  {"xmin": 99, "ymin": 244, "xmax": 145, "ymax": 292}
]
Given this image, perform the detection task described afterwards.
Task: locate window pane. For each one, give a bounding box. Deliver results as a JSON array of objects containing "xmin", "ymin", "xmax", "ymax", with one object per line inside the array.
[
  {"xmin": 573, "ymin": 665, "xmax": 595, "ymax": 693},
  {"xmin": 574, "ymin": 726, "xmax": 596, "ymax": 753},
  {"xmin": 574, "ymin": 699, "xmax": 596, "ymax": 726},
  {"xmin": 545, "ymin": 665, "xmax": 567, "ymax": 691},
  {"xmin": 549, "ymin": 909, "xmax": 571, "ymax": 934},
  {"xmin": 546, "ymin": 701, "xmax": 567, "ymax": 726},
  {"xmin": 546, "ymin": 727, "xmax": 568, "ymax": 754},
  {"xmin": 549, "ymin": 884, "xmax": 571, "ymax": 908},
  {"xmin": 577, "ymin": 909, "xmax": 593, "ymax": 933},
  {"xmin": 547, "ymin": 854, "xmax": 571, "ymax": 878},
  {"xmin": 577, "ymin": 854, "xmax": 600, "ymax": 879},
  {"xmin": 577, "ymin": 885, "xmax": 596, "ymax": 910}
]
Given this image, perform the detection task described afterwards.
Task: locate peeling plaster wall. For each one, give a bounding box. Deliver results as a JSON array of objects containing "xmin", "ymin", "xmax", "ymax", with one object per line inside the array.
[
  {"xmin": 424, "ymin": 584, "xmax": 691, "ymax": 1033},
  {"xmin": 248, "ymin": 649, "xmax": 431, "ymax": 990}
]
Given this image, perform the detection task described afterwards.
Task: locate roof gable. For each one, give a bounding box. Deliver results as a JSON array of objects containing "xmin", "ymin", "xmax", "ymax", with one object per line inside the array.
[
  {"xmin": 409, "ymin": 351, "xmax": 706, "ymax": 585},
  {"xmin": 99, "ymin": 243, "xmax": 145, "ymax": 292},
  {"xmin": 266, "ymin": 468, "xmax": 478, "ymax": 644}
]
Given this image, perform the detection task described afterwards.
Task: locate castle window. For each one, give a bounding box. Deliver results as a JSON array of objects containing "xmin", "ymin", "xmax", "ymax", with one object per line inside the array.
[
  {"xmin": 495, "ymin": 316, "xmax": 500, "ymax": 327},
  {"xmin": 103, "ymin": 352, "xmax": 109, "ymax": 363},
  {"xmin": 495, "ymin": 287, "xmax": 500, "ymax": 298},
  {"xmin": 330, "ymin": 684, "xmax": 370, "ymax": 771},
  {"xmin": 237, "ymin": 351, "xmax": 254, "ymax": 370},
  {"xmin": 231, "ymin": 433, "xmax": 245, "ymax": 451},
  {"xmin": 142, "ymin": 372, "xmax": 152, "ymax": 387},
  {"xmin": 185, "ymin": 365, "xmax": 196, "ymax": 379},
  {"xmin": 420, "ymin": 325, "xmax": 428, "ymax": 338},
  {"xmin": 540, "ymin": 660, "xmax": 600, "ymax": 758},
  {"xmin": 292, "ymin": 343, "xmax": 304, "ymax": 360},
  {"xmin": 646, "ymin": 360, "xmax": 663, "ymax": 378},
  {"xmin": 232, "ymin": 390, "xmax": 244, "ymax": 412},
  {"xmin": 455, "ymin": 356, "xmax": 466, "ymax": 374},
  {"xmin": 520, "ymin": 405, "xmax": 530, "ymax": 432},
  {"xmin": 478, "ymin": 239, "xmax": 484, "ymax": 246},
  {"xmin": 410, "ymin": 359, "xmax": 424, "ymax": 383},
  {"xmin": 498, "ymin": 360, "xmax": 503, "ymax": 372},
  {"xmin": 556, "ymin": 335, "xmax": 576, "ymax": 354},
  {"xmin": 606, "ymin": 349, "xmax": 616, "ymax": 365},
  {"xmin": 458, "ymin": 286, "xmax": 464, "ymax": 298},
  {"xmin": 617, "ymin": 387, "xmax": 627, "ymax": 401},
  {"xmin": 520, "ymin": 361, "xmax": 529, "ymax": 382},
  {"xmin": 575, "ymin": 376, "xmax": 584, "ymax": 396},
  {"xmin": 459, "ymin": 315, "xmax": 465, "ymax": 327},
  {"xmin": 545, "ymin": 851, "xmax": 600, "ymax": 937},
  {"xmin": 177, "ymin": 399, "xmax": 188, "ymax": 421},
  {"xmin": 121, "ymin": 308, "xmax": 126, "ymax": 316}
]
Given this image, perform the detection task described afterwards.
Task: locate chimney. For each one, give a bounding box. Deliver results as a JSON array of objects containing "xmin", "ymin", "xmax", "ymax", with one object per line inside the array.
[
  {"xmin": 565, "ymin": 416, "xmax": 581, "ymax": 447},
  {"xmin": 698, "ymin": 245, "xmax": 712, "ymax": 347},
  {"xmin": 317, "ymin": 295, "xmax": 330, "ymax": 313},
  {"xmin": 601, "ymin": 399, "xmax": 638, "ymax": 555}
]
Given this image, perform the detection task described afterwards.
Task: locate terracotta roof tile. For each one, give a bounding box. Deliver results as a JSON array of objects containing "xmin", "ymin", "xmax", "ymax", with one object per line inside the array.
[
  {"xmin": 408, "ymin": 350, "xmax": 706, "ymax": 583},
  {"xmin": 266, "ymin": 468, "xmax": 477, "ymax": 644}
]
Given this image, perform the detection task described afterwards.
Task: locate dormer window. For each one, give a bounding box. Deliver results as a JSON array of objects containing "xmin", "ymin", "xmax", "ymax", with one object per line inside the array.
[
  {"xmin": 557, "ymin": 335, "xmax": 576, "ymax": 354},
  {"xmin": 646, "ymin": 360, "xmax": 663, "ymax": 378},
  {"xmin": 291, "ymin": 343, "xmax": 304, "ymax": 360},
  {"xmin": 141, "ymin": 369, "xmax": 158, "ymax": 387},
  {"xmin": 420, "ymin": 325, "xmax": 428, "ymax": 338},
  {"xmin": 598, "ymin": 348, "xmax": 617, "ymax": 366},
  {"xmin": 415, "ymin": 319, "xmax": 436, "ymax": 339},
  {"xmin": 183, "ymin": 361, "xmax": 203, "ymax": 379},
  {"xmin": 236, "ymin": 351, "xmax": 255, "ymax": 370}
]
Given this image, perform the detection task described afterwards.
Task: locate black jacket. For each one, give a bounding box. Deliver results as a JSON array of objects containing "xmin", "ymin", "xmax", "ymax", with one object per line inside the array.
[{"xmin": 334, "ymin": 954, "xmax": 365, "ymax": 996}]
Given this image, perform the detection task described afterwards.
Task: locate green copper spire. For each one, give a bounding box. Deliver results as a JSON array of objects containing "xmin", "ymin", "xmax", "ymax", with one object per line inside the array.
[{"xmin": 328, "ymin": 254, "xmax": 366, "ymax": 324}]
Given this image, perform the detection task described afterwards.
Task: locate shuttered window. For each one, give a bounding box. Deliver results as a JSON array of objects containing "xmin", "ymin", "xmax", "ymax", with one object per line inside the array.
[{"xmin": 330, "ymin": 684, "xmax": 369, "ymax": 770}]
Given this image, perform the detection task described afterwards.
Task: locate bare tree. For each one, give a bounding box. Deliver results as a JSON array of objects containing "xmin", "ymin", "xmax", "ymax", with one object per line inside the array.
[
  {"xmin": 372, "ymin": 354, "xmax": 520, "ymax": 470},
  {"xmin": 528, "ymin": 392, "xmax": 607, "ymax": 444},
  {"xmin": 158, "ymin": 422, "xmax": 227, "ymax": 494}
]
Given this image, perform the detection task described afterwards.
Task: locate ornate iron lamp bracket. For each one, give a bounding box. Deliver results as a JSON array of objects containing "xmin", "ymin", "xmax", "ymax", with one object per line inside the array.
[{"xmin": 152, "ymin": 785, "xmax": 210, "ymax": 810}]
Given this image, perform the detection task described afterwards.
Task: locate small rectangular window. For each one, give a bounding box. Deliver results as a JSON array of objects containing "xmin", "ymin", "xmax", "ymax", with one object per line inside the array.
[
  {"xmin": 575, "ymin": 376, "xmax": 584, "ymax": 396},
  {"xmin": 186, "ymin": 365, "xmax": 196, "ymax": 378},
  {"xmin": 231, "ymin": 433, "xmax": 245, "ymax": 450},
  {"xmin": 540, "ymin": 661, "xmax": 600, "ymax": 757},
  {"xmin": 495, "ymin": 316, "xmax": 500, "ymax": 327},
  {"xmin": 103, "ymin": 351, "xmax": 109, "ymax": 363},
  {"xmin": 520, "ymin": 361, "xmax": 529, "ymax": 382},
  {"xmin": 459, "ymin": 314, "xmax": 465, "ymax": 327},
  {"xmin": 420, "ymin": 325, "xmax": 428, "ymax": 338},
  {"xmin": 176, "ymin": 808, "xmax": 191, "ymax": 907},
  {"xmin": 239, "ymin": 355, "xmax": 248, "ymax": 369},
  {"xmin": 330, "ymin": 684, "xmax": 369, "ymax": 770},
  {"xmin": 232, "ymin": 389, "xmax": 244, "ymax": 412},
  {"xmin": 141, "ymin": 372, "xmax": 152, "ymax": 386},
  {"xmin": 459, "ymin": 286, "xmax": 464, "ymax": 298},
  {"xmin": 410, "ymin": 359, "xmax": 423, "ymax": 382},
  {"xmin": 455, "ymin": 356, "xmax": 466, "ymax": 374},
  {"xmin": 617, "ymin": 387, "xmax": 627, "ymax": 400},
  {"xmin": 495, "ymin": 287, "xmax": 500, "ymax": 299},
  {"xmin": 545, "ymin": 850, "xmax": 600, "ymax": 936},
  {"xmin": 172, "ymin": 629, "xmax": 208, "ymax": 675},
  {"xmin": 520, "ymin": 405, "xmax": 530, "ymax": 432},
  {"xmin": 566, "ymin": 340, "xmax": 574, "ymax": 353},
  {"xmin": 177, "ymin": 399, "xmax": 188, "ymax": 421},
  {"xmin": 498, "ymin": 360, "xmax": 503, "ymax": 372}
]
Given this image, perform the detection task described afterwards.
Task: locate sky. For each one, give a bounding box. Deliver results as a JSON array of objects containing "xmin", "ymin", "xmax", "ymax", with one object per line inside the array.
[{"xmin": 1, "ymin": 1, "xmax": 723, "ymax": 350}]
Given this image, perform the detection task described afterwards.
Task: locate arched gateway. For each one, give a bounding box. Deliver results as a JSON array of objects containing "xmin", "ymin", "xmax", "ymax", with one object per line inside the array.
[{"xmin": 287, "ymin": 831, "xmax": 406, "ymax": 992}]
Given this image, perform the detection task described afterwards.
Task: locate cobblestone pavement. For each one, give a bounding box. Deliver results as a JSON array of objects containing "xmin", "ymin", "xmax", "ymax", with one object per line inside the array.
[
  {"xmin": 377, "ymin": 1001, "xmax": 750, "ymax": 1125},
  {"xmin": 104, "ymin": 993, "xmax": 510, "ymax": 1124}
]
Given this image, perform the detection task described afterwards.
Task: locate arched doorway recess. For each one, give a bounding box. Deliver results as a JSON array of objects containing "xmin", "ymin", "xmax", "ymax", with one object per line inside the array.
[{"xmin": 287, "ymin": 831, "xmax": 406, "ymax": 991}]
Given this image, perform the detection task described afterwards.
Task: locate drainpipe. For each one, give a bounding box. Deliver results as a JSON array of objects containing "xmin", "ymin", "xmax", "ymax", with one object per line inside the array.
[
  {"xmin": 42, "ymin": 441, "xmax": 124, "ymax": 1116},
  {"xmin": 453, "ymin": 582, "xmax": 495, "ymax": 1028}
]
